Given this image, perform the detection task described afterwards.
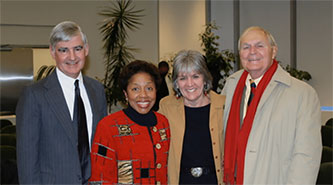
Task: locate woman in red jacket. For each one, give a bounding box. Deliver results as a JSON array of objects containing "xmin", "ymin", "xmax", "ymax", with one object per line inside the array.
[{"xmin": 89, "ymin": 60, "xmax": 170, "ymax": 185}]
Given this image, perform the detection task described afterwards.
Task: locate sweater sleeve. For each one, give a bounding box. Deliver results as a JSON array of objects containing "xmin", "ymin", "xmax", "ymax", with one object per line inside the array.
[{"xmin": 89, "ymin": 117, "xmax": 118, "ymax": 184}]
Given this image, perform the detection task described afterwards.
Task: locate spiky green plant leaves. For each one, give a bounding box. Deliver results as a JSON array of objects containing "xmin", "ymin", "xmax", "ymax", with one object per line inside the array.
[
  {"xmin": 99, "ymin": 0, "xmax": 143, "ymax": 111},
  {"xmin": 199, "ymin": 22, "xmax": 235, "ymax": 92}
]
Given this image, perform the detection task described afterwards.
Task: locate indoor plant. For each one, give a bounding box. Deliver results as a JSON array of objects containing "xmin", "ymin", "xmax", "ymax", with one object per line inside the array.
[
  {"xmin": 199, "ymin": 22, "xmax": 235, "ymax": 92},
  {"xmin": 99, "ymin": 0, "xmax": 143, "ymax": 111}
]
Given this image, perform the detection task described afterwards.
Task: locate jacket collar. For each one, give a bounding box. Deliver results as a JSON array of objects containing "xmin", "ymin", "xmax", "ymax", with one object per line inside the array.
[{"xmin": 227, "ymin": 64, "xmax": 292, "ymax": 112}]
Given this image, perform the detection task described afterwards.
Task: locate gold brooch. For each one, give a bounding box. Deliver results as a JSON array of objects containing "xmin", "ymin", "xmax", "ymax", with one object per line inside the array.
[{"xmin": 118, "ymin": 125, "xmax": 132, "ymax": 136}]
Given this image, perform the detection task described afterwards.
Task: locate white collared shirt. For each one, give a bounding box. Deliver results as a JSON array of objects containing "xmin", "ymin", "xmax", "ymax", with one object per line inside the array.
[
  {"xmin": 242, "ymin": 74, "xmax": 263, "ymax": 119},
  {"xmin": 56, "ymin": 68, "xmax": 93, "ymax": 147}
]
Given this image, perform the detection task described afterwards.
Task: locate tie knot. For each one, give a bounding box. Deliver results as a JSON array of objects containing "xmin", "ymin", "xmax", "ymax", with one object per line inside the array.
[
  {"xmin": 75, "ymin": 79, "xmax": 79, "ymax": 89},
  {"xmin": 250, "ymin": 79, "xmax": 256, "ymax": 88}
]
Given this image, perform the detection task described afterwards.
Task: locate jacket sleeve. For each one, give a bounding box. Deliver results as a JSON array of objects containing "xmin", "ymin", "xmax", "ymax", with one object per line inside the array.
[
  {"xmin": 89, "ymin": 118, "xmax": 117, "ymax": 184},
  {"xmin": 221, "ymin": 80, "xmax": 229, "ymax": 96},
  {"xmin": 16, "ymin": 86, "xmax": 42, "ymax": 184},
  {"xmin": 286, "ymin": 86, "xmax": 322, "ymax": 184},
  {"xmin": 158, "ymin": 100, "xmax": 165, "ymax": 115},
  {"xmin": 98, "ymin": 82, "xmax": 108, "ymax": 117}
]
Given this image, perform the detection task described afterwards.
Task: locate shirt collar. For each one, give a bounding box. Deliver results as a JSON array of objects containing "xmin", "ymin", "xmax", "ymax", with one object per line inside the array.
[
  {"xmin": 246, "ymin": 73, "xmax": 263, "ymax": 87},
  {"xmin": 56, "ymin": 67, "xmax": 83, "ymax": 87}
]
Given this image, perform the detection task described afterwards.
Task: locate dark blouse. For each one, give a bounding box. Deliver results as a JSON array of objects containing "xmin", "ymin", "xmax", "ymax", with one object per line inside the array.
[{"xmin": 179, "ymin": 104, "xmax": 218, "ymax": 184}]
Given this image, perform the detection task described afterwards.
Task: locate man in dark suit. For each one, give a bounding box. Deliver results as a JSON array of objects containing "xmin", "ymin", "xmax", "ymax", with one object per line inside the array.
[{"xmin": 16, "ymin": 21, "xmax": 107, "ymax": 184}]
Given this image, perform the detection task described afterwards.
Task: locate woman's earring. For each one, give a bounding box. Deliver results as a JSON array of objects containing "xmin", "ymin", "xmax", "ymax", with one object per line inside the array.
[
  {"xmin": 204, "ymin": 83, "xmax": 208, "ymax": 96},
  {"xmin": 176, "ymin": 88, "xmax": 182, "ymax": 99}
]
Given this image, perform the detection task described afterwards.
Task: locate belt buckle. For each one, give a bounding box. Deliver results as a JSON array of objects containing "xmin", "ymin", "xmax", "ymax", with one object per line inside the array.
[{"xmin": 190, "ymin": 167, "xmax": 203, "ymax": 178}]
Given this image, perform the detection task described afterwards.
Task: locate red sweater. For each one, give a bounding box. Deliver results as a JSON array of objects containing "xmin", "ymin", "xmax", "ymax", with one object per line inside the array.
[{"xmin": 89, "ymin": 110, "xmax": 170, "ymax": 184}]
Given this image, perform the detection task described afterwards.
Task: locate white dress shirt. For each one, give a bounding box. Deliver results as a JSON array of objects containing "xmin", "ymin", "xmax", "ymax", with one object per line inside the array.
[
  {"xmin": 242, "ymin": 74, "xmax": 263, "ymax": 119},
  {"xmin": 56, "ymin": 68, "xmax": 93, "ymax": 147}
]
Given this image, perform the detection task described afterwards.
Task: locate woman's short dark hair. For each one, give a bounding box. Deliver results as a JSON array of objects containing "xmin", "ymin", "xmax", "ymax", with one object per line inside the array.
[{"xmin": 119, "ymin": 60, "xmax": 161, "ymax": 92}]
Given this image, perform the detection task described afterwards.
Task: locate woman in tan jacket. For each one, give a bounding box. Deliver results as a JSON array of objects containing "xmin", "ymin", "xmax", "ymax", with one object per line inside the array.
[{"xmin": 159, "ymin": 50, "xmax": 225, "ymax": 185}]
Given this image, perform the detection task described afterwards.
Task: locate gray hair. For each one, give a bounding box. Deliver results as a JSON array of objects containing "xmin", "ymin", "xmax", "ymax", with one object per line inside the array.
[
  {"xmin": 49, "ymin": 21, "xmax": 88, "ymax": 51},
  {"xmin": 238, "ymin": 26, "xmax": 277, "ymax": 51},
  {"xmin": 172, "ymin": 50, "xmax": 213, "ymax": 97}
]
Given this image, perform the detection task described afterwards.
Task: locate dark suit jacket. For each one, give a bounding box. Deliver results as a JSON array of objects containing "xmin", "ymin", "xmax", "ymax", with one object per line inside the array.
[{"xmin": 16, "ymin": 71, "xmax": 107, "ymax": 184}]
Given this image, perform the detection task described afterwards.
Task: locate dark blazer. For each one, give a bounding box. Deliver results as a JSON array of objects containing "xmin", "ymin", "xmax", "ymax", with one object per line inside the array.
[{"xmin": 16, "ymin": 71, "xmax": 107, "ymax": 184}]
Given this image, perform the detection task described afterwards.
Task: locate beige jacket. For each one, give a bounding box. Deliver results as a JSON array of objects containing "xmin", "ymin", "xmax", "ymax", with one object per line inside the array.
[
  {"xmin": 159, "ymin": 91, "xmax": 225, "ymax": 185},
  {"xmin": 222, "ymin": 65, "xmax": 322, "ymax": 184}
]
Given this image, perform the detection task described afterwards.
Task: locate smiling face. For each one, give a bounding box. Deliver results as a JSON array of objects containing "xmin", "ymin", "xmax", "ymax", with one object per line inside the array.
[
  {"xmin": 239, "ymin": 28, "xmax": 277, "ymax": 79},
  {"xmin": 50, "ymin": 35, "xmax": 89, "ymax": 79},
  {"xmin": 177, "ymin": 71, "xmax": 209, "ymax": 107},
  {"xmin": 124, "ymin": 72, "xmax": 156, "ymax": 114}
]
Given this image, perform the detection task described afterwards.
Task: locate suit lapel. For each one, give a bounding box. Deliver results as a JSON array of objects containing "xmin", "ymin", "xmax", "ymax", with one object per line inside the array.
[
  {"xmin": 257, "ymin": 82, "xmax": 276, "ymax": 112},
  {"xmin": 44, "ymin": 71, "xmax": 77, "ymax": 147},
  {"xmin": 257, "ymin": 65, "xmax": 291, "ymax": 112}
]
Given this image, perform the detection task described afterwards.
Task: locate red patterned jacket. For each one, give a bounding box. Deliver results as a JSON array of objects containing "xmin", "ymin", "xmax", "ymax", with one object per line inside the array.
[{"xmin": 89, "ymin": 110, "xmax": 170, "ymax": 185}]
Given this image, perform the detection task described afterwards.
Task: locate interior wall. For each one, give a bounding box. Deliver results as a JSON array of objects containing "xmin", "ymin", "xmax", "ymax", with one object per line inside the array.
[
  {"xmin": 126, "ymin": 1, "xmax": 159, "ymax": 64},
  {"xmin": 239, "ymin": 0, "xmax": 291, "ymax": 67},
  {"xmin": 0, "ymin": 0, "xmax": 158, "ymax": 79},
  {"xmin": 211, "ymin": 0, "xmax": 235, "ymax": 52},
  {"xmin": 0, "ymin": 48, "xmax": 33, "ymax": 113},
  {"xmin": 297, "ymin": 0, "xmax": 333, "ymax": 123},
  {"xmin": 210, "ymin": 0, "xmax": 292, "ymax": 67},
  {"xmin": 211, "ymin": 0, "xmax": 291, "ymax": 66},
  {"xmin": 159, "ymin": 0, "xmax": 206, "ymax": 61},
  {"xmin": 32, "ymin": 49, "xmax": 54, "ymax": 77}
]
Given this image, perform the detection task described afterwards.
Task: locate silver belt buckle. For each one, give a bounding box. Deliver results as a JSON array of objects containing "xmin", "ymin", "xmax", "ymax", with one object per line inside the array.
[{"xmin": 190, "ymin": 167, "xmax": 203, "ymax": 178}]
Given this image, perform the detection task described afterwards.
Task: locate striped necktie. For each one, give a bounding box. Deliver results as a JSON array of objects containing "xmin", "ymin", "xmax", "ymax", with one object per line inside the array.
[{"xmin": 247, "ymin": 79, "xmax": 256, "ymax": 106}]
